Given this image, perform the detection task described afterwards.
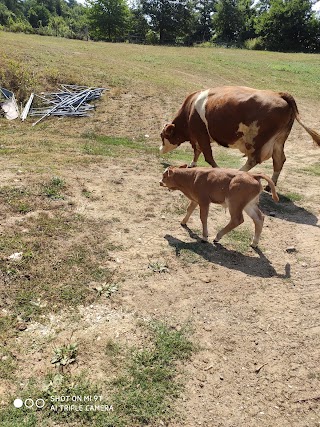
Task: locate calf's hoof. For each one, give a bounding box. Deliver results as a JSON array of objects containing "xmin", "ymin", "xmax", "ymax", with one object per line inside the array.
[{"xmin": 264, "ymin": 185, "xmax": 271, "ymax": 193}]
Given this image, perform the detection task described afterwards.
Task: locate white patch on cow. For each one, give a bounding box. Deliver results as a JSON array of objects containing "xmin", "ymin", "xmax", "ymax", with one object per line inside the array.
[
  {"xmin": 194, "ymin": 90, "xmax": 211, "ymax": 136},
  {"xmin": 159, "ymin": 139, "xmax": 177, "ymax": 154},
  {"xmin": 233, "ymin": 121, "xmax": 260, "ymax": 154}
]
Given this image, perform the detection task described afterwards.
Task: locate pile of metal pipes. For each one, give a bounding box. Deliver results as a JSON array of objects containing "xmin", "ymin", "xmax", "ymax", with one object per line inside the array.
[{"xmin": 26, "ymin": 84, "xmax": 108, "ymax": 126}]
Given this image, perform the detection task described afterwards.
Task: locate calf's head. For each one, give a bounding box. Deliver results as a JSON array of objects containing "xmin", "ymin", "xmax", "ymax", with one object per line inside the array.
[
  {"xmin": 159, "ymin": 124, "xmax": 184, "ymax": 154},
  {"xmin": 160, "ymin": 165, "xmax": 187, "ymax": 189},
  {"xmin": 159, "ymin": 166, "xmax": 176, "ymax": 189}
]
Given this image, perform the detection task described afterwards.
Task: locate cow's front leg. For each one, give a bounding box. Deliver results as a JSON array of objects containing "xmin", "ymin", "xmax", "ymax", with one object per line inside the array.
[
  {"xmin": 240, "ymin": 155, "xmax": 257, "ymax": 172},
  {"xmin": 181, "ymin": 201, "xmax": 198, "ymax": 225},
  {"xmin": 199, "ymin": 203, "xmax": 210, "ymax": 242},
  {"xmin": 189, "ymin": 142, "xmax": 202, "ymax": 167},
  {"xmin": 201, "ymin": 143, "xmax": 219, "ymax": 168}
]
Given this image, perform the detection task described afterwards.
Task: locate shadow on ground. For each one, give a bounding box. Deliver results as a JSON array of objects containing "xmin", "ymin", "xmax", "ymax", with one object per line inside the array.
[
  {"xmin": 260, "ymin": 192, "xmax": 319, "ymax": 227},
  {"xmin": 165, "ymin": 230, "xmax": 291, "ymax": 279}
]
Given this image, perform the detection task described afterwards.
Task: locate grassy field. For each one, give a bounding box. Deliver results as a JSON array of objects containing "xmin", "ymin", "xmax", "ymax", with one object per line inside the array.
[{"xmin": 1, "ymin": 31, "xmax": 320, "ymax": 427}]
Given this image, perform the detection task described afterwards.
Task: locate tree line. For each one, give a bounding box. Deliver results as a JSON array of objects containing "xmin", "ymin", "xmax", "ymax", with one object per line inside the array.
[{"xmin": 1, "ymin": 0, "xmax": 320, "ymax": 52}]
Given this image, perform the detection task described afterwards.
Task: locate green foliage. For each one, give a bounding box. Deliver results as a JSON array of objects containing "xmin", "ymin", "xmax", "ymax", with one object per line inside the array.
[
  {"xmin": 244, "ymin": 36, "xmax": 264, "ymax": 50},
  {"xmin": 87, "ymin": 0, "xmax": 130, "ymax": 41},
  {"xmin": 141, "ymin": 0, "xmax": 194, "ymax": 45},
  {"xmin": 0, "ymin": 0, "xmax": 320, "ymax": 50},
  {"xmin": 255, "ymin": 0, "xmax": 320, "ymax": 52}
]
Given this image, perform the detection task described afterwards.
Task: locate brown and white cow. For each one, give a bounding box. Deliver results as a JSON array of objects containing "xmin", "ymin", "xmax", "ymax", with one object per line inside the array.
[
  {"xmin": 160, "ymin": 165, "xmax": 279, "ymax": 247},
  {"xmin": 160, "ymin": 86, "xmax": 320, "ymax": 185}
]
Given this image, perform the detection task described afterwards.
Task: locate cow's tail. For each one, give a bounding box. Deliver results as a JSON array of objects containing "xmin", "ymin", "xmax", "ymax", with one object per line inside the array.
[
  {"xmin": 253, "ymin": 174, "xmax": 279, "ymax": 202},
  {"xmin": 280, "ymin": 92, "xmax": 320, "ymax": 147}
]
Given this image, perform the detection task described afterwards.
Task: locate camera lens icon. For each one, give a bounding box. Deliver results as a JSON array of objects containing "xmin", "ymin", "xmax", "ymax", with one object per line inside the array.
[{"xmin": 14, "ymin": 398, "xmax": 45, "ymax": 409}]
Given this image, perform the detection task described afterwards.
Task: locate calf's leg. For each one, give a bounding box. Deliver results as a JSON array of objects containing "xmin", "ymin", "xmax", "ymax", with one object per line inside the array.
[
  {"xmin": 181, "ymin": 201, "xmax": 198, "ymax": 225},
  {"xmin": 244, "ymin": 202, "xmax": 264, "ymax": 247},
  {"xmin": 214, "ymin": 204, "xmax": 244, "ymax": 243},
  {"xmin": 199, "ymin": 203, "xmax": 210, "ymax": 242}
]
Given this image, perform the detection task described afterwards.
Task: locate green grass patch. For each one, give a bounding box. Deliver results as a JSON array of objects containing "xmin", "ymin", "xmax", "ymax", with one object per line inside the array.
[
  {"xmin": 163, "ymin": 145, "xmax": 243, "ymax": 169},
  {"xmin": 224, "ymin": 226, "xmax": 253, "ymax": 253},
  {"xmin": 82, "ymin": 134, "xmax": 155, "ymax": 157},
  {"xmin": 0, "ymin": 187, "xmax": 33, "ymax": 214},
  {"xmin": 112, "ymin": 321, "xmax": 193, "ymax": 425},
  {"xmin": 42, "ymin": 177, "xmax": 66, "ymax": 200},
  {"xmin": 302, "ymin": 162, "xmax": 320, "ymax": 177},
  {"xmin": 280, "ymin": 192, "xmax": 303, "ymax": 203}
]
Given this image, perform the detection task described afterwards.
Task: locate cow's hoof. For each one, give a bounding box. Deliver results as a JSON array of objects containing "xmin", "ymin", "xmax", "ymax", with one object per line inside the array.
[{"xmin": 250, "ymin": 242, "xmax": 258, "ymax": 248}]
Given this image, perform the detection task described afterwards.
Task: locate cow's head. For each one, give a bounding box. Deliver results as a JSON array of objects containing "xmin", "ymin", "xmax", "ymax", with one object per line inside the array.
[{"xmin": 159, "ymin": 123, "xmax": 184, "ymax": 154}]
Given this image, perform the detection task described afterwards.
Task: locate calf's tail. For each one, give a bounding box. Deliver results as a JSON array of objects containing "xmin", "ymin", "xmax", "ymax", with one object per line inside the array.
[
  {"xmin": 253, "ymin": 174, "xmax": 279, "ymax": 202},
  {"xmin": 279, "ymin": 92, "xmax": 320, "ymax": 147}
]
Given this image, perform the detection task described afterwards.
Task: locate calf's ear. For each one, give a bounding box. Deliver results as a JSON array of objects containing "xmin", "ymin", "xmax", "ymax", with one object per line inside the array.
[
  {"xmin": 179, "ymin": 164, "xmax": 188, "ymax": 168},
  {"xmin": 163, "ymin": 123, "xmax": 175, "ymax": 137}
]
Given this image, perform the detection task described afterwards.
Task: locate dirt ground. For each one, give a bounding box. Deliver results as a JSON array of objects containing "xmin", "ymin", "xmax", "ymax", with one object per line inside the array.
[{"xmin": 1, "ymin": 87, "xmax": 320, "ymax": 427}]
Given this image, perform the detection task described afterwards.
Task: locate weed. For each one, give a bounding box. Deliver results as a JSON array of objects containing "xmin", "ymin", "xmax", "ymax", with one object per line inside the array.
[
  {"xmin": 42, "ymin": 177, "xmax": 66, "ymax": 199},
  {"xmin": 51, "ymin": 343, "xmax": 78, "ymax": 372},
  {"xmin": 148, "ymin": 261, "xmax": 169, "ymax": 273},
  {"xmin": 94, "ymin": 282, "xmax": 119, "ymax": 298}
]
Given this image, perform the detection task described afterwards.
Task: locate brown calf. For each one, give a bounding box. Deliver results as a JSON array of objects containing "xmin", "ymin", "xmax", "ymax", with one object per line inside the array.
[{"xmin": 160, "ymin": 165, "xmax": 279, "ymax": 248}]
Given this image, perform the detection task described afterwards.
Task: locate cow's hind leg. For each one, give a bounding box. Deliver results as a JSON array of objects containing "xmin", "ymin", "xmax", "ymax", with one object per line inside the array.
[
  {"xmin": 181, "ymin": 201, "xmax": 198, "ymax": 225},
  {"xmin": 244, "ymin": 201, "xmax": 264, "ymax": 247},
  {"xmin": 214, "ymin": 203, "xmax": 244, "ymax": 243},
  {"xmin": 271, "ymin": 142, "xmax": 286, "ymax": 187}
]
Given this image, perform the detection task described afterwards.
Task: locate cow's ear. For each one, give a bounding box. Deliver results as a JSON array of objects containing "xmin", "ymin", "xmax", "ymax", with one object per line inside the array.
[
  {"xmin": 179, "ymin": 164, "xmax": 188, "ymax": 169},
  {"xmin": 163, "ymin": 123, "xmax": 175, "ymax": 137}
]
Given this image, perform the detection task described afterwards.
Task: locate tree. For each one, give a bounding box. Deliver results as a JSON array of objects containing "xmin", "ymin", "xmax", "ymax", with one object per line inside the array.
[
  {"xmin": 25, "ymin": 1, "xmax": 51, "ymax": 27},
  {"xmin": 141, "ymin": 0, "xmax": 194, "ymax": 44},
  {"xmin": 87, "ymin": 0, "xmax": 130, "ymax": 41},
  {"xmin": 192, "ymin": 0, "xmax": 216, "ymax": 43},
  {"xmin": 128, "ymin": 5, "xmax": 149, "ymax": 43},
  {"xmin": 255, "ymin": 0, "xmax": 320, "ymax": 51},
  {"xmin": 212, "ymin": 0, "xmax": 243, "ymax": 43},
  {"xmin": 0, "ymin": 2, "xmax": 15, "ymax": 25}
]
